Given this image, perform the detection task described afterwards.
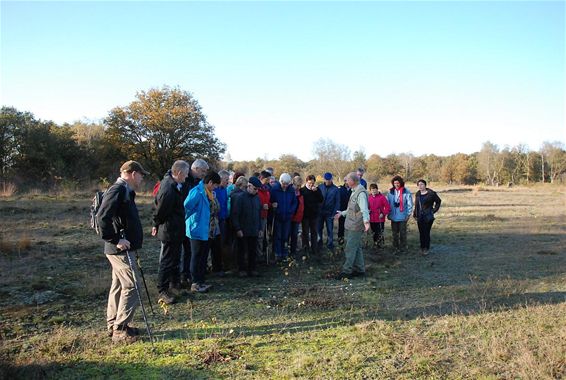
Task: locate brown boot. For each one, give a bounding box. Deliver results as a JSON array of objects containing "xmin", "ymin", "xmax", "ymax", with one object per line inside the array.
[{"xmin": 112, "ymin": 327, "xmax": 138, "ymax": 344}]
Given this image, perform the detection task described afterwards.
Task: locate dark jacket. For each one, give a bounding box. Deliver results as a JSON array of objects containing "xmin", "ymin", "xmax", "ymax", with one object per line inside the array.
[
  {"xmin": 153, "ymin": 171, "xmax": 185, "ymax": 242},
  {"xmin": 319, "ymin": 183, "xmax": 340, "ymax": 217},
  {"xmin": 97, "ymin": 178, "xmax": 143, "ymax": 254},
  {"xmin": 300, "ymin": 186, "xmax": 323, "ymax": 218},
  {"xmin": 180, "ymin": 171, "xmax": 199, "ymax": 199},
  {"xmin": 231, "ymin": 191, "xmax": 262, "ymax": 237},
  {"xmin": 339, "ymin": 185, "xmax": 351, "ymax": 211},
  {"xmin": 270, "ymin": 182, "xmax": 297, "ymax": 221},
  {"xmin": 413, "ymin": 189, "xmax": 442, "ymax": 219}
]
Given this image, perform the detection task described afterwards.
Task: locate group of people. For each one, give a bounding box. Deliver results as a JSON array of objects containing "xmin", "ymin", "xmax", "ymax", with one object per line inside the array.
[{"xmin": 96, "ymin": 160, "xmax": 441, "ymax": 343}]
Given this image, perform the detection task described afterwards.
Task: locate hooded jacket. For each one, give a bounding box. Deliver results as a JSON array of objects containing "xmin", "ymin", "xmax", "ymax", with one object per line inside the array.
[{"xmin": 184, "ymin": 180, "xmax": 211, "ymax": 241}]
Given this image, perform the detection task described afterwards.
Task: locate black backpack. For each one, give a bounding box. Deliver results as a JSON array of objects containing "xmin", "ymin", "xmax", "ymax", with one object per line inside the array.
[
  {"xmin": 90, "ymin": 183, "xmax": 129, "ymax": 236},
  {"xmin": 90, "ymin": 190, "xmax": 105, "ymax": 235}
]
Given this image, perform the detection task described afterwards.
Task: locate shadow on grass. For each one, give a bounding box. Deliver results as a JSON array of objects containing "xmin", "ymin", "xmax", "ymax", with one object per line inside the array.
[
  {"xmin": 0, "ymin": 360, "xmax": 216, "ymax": 380},
  {"xmin": 159, "ymin": 291, "xmax": 566, "ymax": 340}
]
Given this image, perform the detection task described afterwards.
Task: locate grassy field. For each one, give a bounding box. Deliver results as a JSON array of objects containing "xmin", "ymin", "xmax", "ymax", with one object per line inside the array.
[{"xmin": 1, "ymin": 184, "xmax": 565, "ymax": 379}]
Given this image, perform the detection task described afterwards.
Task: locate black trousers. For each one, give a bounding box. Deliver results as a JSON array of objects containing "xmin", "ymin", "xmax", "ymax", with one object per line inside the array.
[
  {"xmin": 237, "ymin": 236, "xmax": 258, "ymax": 272},
  {"xmin": 417, "ymin": 220, "xmax": 434, "ymax": 249},
  {"xmin": 180, "ymin": 236, "xmax": 192, "ymax": 282},
  {"xmin": 301, "ymin": 216, "xmax": 319, "ymax": 254},
  {"xmin": 370, "ymin": 222, "xmax": 385, "ymax": 244},
  {"xmin": 190, "ymin": 239, "xmax": 209, "ymax": 285},
  {"xmin": 157, "ymin": 240, "xmax": 182, "ymax": 293}
]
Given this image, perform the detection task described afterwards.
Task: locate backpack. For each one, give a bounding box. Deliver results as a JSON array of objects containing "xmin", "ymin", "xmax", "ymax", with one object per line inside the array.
[
  {"xmin": 90, "ymin": 183, "xmax": 129, "ymax": 236},
  {"xmin": 152, "ymin": 181, "xmax": 161, "ymax": 197},
  {"xmin": 90, "ymin": 190, "xmax": 105, "ymax": 235}
]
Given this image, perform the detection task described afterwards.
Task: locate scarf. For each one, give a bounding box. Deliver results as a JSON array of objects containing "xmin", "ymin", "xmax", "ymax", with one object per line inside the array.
[
  {"xmin": 205, "ymin": 186, "xmax": 214, "ymax": 202},
  {"xmin": 397, "ymin": 187, "xmax": 405, "ymax": 212}
]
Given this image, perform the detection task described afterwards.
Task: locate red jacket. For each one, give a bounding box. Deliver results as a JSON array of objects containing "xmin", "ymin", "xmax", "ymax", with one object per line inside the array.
[
  {"xmin": 292, "ymin": 190, "xmax": 304, "ymax": 223},
  {"xmin": 368, "ymin": 192, "xmax": 390, "ymax": 223},
  {"xmin": 258, "ymin": 187, "xmax": 271, "ymax": 219}
]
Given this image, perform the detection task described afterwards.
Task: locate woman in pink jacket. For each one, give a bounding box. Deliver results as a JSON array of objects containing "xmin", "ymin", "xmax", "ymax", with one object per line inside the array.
[{"xmin": 368, "ymin": 183, "xmax": 391, "ymax": 248}]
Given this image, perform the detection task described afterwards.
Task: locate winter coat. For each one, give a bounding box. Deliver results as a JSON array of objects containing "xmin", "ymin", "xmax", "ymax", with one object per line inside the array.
[
  {"xmin": 300, "ymin": 186, "xmax": 323, "ymax": 218},
  {"xmin": 231, "ymin": 191, "xmax": 262, "ymax": 237},
  {"xmin": 413, "ymin": 189, "xmax": 441, "ymax": 221},
  {"xmin": 184, "ymin": 180, "xmax": 211, "ymax": 241},
  {"xmin": 153, "ymin": 171, "xmax": 185, "ymax": 242},
  {"xmin": 319, "ymin": 183, "xmax": 340, "ymax": 217},
  {"xmin": 368, "ymin": 192, "xmax": 391, "ymax": 223},
  {"xmin": 387, "ymin": 187, "xmax": 413, "ymax": 222},
  {"xmin": 270, "ymin": 182, "xmax": 297, "ymax": 221},
  {"xmin": 97, "ymin": 178, "xmax": 143, "ymax": 254}
]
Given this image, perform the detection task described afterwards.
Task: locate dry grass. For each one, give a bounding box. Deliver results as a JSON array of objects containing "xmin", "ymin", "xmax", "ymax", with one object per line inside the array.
[{"xmin": 0, "ymin": 185, "xmax": 565, "ymax": 379}]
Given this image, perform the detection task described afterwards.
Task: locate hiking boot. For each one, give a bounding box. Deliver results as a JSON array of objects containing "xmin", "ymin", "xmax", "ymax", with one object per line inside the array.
[
  {"xmin": 191, "ymin": 283, "xmax": 211, "ymax": 293},
  {"xmin": 351, "ymin": 271, "xmax": 366, "ymax": 278},
  {"xmin": 158, "ymin": 291, "xmax": 176, "ymax": 305},
  {"xmin": 338, "ymin": 237, "xmax": 345, "ymax": 246},
  {"xmin": 421, "ymin": 249, "xmax": 429, "ymax": 256},
  {"xmin": 107, "ymin": 324, "xmax": 139, "ymax": 337},
  {"xmin": 334, "ymin": 272, "xmax": 350, "ymax": 280},
  {"xmin": 179, "ymin": 278, "xmax": 191, "ymax": 289},
  {"xmin": 112, "ymin": 328, "xmax": 138, "ymax": 344}
]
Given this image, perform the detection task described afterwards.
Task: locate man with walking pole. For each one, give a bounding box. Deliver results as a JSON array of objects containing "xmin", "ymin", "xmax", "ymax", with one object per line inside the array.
[{"xmin": 97, "ymin": 160, "xmax": 153, "ymax": 344}]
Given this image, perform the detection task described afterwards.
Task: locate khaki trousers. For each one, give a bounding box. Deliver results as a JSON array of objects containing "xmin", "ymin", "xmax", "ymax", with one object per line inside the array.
[{"xmin": 106, "ymin": 251, "xmax": 139, "ymax": 330}]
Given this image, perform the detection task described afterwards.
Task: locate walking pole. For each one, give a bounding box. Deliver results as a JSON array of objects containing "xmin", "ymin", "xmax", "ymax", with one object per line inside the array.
[
  {"xmin": 125, "ymin": 249, "xmax": 154, "ymax": 346},
  {"xmin": 135, "ymin": 252, "xmax": 155, "ymax": 315},
  {"xmin": 120, "ymin": 230, "xmax": 153, "ymax": 346}
]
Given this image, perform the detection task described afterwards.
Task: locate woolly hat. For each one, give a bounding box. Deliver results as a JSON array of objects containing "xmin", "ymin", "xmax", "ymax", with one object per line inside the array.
[{"xmin": 249, "ymin": 176, "xmax": 262, "ymax": 188}]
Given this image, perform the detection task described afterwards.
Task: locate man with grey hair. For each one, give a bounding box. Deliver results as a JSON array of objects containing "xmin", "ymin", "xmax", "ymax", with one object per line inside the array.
[
  {"xmin": 179, "ymin": 158, "xmax": 209, "ymax": 287},
  {"xmin": 270, "ymin": 173, "xmax": 297, "ymax": 261},
  {"xmin": 152, "ymin": 160, "xmax": 190, "ymax": 304},
  {"xmin": 334, "ymin": 172, "xmax": 370, "ymax": 279}
]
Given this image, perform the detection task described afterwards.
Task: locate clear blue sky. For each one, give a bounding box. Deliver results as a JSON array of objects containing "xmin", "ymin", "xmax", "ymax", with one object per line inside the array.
[{"xmin": 1, "ymin": 1, "xmax": 564, "ymax": 161}]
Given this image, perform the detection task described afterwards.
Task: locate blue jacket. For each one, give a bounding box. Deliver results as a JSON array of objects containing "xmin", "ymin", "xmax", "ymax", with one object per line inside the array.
[
  {"xmin": 387, "ymin": 187, "xmax": 414, "ymax": 222},
  {"xmin": 269, "ymin": 182, "xmax": 297, "ymax": 221},
  {"xmin": 184, "ymin": 180, "xmax": 211, "ymax": 241},
  {"xmin": 214, "ymin": 186, "xmax": 228, "ymax": 221},
  {"xmin": 319, "ymin": 183, "xmax": 340, "ymax": 217}
]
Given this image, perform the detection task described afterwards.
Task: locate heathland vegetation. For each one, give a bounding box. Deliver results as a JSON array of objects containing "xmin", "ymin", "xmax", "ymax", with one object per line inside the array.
[
  {"xmin": 1, "ymin": 86, "xmax": 565, "ymax": 378},
  {"xmin": 0, "ymin": 184, "xmax": 564, "ymax": 378}
]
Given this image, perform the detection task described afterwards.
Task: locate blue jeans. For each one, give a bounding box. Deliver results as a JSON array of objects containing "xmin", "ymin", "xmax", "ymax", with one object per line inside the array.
[
  {"xmin": 274, "ymin": 218, "xmax": 291, "ymax": 258},
  {"xmin": 318, "ymin": 215, "xmax": 335, "ymax": 249}
]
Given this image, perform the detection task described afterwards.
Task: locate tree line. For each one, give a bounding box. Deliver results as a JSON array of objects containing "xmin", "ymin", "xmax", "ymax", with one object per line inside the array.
[
  {"xmin": 1, "ymin": 86, "xmax": 564, "ymax": 192},
  {"xmin": 224, "ymin": 139, "xmax": 566, "ymax": 187}
]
